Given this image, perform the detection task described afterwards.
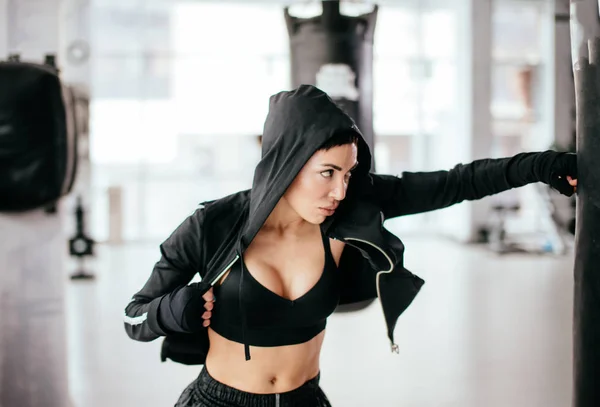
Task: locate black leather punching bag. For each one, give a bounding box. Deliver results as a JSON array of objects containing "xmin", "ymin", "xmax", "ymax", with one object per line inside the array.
[
  {"xmin": 0, "ymin": 56, "xmax": 77, "ymax": 212},
  {"xmin": 284, "ymin": 1, "xmax": 377, "ymax": 171},
  {"xmin": 570, "ymin": 1, "xmax": 600, "ymax": 406}
]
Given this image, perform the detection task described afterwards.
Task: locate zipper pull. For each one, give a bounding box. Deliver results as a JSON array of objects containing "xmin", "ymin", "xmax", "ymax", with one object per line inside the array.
[{"xmin": 391, "ymin": 342, "xmax": 399, "ymax": 354}]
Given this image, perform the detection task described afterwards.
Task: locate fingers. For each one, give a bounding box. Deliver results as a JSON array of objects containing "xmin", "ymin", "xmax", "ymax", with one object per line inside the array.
[
  {"xmin": 202, "ymin": 287, "xmax": 215, "ymax": 302},
  {"xmin": 202, "ymin": 308, "xmax": 212, "ymax": 327},
  {"xmin": 566, "ymin": 176, "xmax": 578, "ymax": 193},
  {"xmin": 203, "ymin": 288, "xmax": 215, "ymax": 310},
  {"xmin": 202, "ymin": 311, "xmax": 211, "ymax": 327},
  {"xmin": 201, "ymin": 288, "xmax": 215, "ymax": 327}
]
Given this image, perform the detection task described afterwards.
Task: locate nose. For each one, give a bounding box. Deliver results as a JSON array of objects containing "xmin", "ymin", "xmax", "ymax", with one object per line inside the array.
[{"xmin": 329, "ymin": 179, "xmax": 347, "ymax": 201}]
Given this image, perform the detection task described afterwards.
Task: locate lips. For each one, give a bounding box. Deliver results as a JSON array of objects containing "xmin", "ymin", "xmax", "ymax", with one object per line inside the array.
[
  {"xmin": 319, "ymin": 204, "xmax": 338, "ymax": 211},
  {"xmin": 319, "ymin": 205, "xmax": 337, "ymax": 216}
]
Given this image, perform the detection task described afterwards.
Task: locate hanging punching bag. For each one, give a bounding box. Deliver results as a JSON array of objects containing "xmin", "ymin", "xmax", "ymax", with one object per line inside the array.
[
  {"xmin": 0, "ymin": 56, "xmax": 78, "ymax": 212},
  {"xmin": 285, "ymin": 1, "xmax": 378, "ymax": 313},
  {"xmin": 570, "ymin": 1, "xmax": 600, "ymax": 406},
  {"xmin": 284, "ymin": 1, "xmax": 377, "ymax": 171}
]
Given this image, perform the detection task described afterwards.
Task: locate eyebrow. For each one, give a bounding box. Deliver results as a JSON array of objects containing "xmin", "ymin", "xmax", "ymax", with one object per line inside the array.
[{"xmin": 321, "ymin": 162, "xmax": 359, "ymax": 172}]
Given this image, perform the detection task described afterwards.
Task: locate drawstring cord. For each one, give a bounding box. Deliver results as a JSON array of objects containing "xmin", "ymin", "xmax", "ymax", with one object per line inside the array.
[{"xmin": 238, "ymin": 246, "xmax": 251, "ymax": 361}]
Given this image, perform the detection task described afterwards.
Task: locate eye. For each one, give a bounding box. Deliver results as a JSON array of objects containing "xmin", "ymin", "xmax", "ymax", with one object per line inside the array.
[{"xmin": 321, "ymin": 170, "xmax": 334, "ymax": 178}]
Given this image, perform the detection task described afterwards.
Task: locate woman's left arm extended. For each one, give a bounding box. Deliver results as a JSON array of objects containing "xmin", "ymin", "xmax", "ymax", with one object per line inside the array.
[{"xmin": 372, "ymin": 150, "xmax": 578, "ymax": 219}]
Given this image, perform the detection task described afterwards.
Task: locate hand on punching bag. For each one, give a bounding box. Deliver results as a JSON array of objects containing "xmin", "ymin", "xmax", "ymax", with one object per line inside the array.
[
  {"xmin": 548, "ymin": 153, "xmax": 578, "ymax": 197},
  {"xmin": 507, "ymin": 151, "xmax": 577, "ymax": 196}
]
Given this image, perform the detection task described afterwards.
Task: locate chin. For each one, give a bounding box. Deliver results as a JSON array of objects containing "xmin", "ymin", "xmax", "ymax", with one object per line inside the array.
[
  {"xmin": 303, "ymin": 214, "xmax": 326, "ymax": 225},
  {"xmin": 311, "ymin": 217, "xmax": 326, "ymax": 225}
]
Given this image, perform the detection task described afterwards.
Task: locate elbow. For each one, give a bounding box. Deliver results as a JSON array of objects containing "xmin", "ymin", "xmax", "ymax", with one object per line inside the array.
[
  {"xmin": 123, "ymin": 298, "xmax": 170, "ymax": 341},
  {"xmin": 124, "ymin": 327, "xmax": 157, "ymax": 343},
  {"xmin": 123, "ymin": 311, "xmax": 148, "ymax": 341},
  {"xmin": 123, "ymin": 310, "xmax": 159, "ymax": 342},
  {"xmin": 124, "ymin": 323, "xmax": 140, "ymax": 341}
]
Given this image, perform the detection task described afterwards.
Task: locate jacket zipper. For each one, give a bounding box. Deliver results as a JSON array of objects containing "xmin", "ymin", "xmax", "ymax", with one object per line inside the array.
[
  {"xmin": 342, "ymin": 237, "xmax": 400, "ymax": 354},
  {"xmin": 210, "ymin": 255, "xmax": 240, "ymax": 286}
]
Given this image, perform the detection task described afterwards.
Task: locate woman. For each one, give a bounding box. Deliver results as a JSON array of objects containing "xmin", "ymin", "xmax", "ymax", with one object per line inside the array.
[{"xmin": 124, "ymin": 85, "xmax": 578, "ymax": 407}]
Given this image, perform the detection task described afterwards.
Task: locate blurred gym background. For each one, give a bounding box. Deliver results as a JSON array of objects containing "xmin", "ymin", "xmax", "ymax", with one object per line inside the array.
[{"xmin": 0, "ymin": 0, "xmax": 579, "ymax": 406}]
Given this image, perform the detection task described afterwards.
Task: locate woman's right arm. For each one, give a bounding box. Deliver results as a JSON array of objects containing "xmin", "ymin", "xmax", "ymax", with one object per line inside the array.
[{"xmin": 123, "ymin": 206, "xmax": 208, "ymax": 342}]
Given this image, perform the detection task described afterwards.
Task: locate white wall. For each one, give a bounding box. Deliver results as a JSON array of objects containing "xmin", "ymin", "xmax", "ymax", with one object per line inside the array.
[
  {"xmin": 4, "ymin": 0, "xmax": 61, "ymax": 60},
  {"xmin": 0, "ymin": 0, "xmax": 7, "ymax": 58},
  {"xmin": 59, "ymin": 0, "xmax": 92, "ymax": 85}
]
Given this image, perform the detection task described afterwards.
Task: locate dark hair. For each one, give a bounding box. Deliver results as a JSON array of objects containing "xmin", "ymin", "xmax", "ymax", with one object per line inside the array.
[{"xmin": 318, "ymin": 129, "xmax": 359, "ymax": 151}]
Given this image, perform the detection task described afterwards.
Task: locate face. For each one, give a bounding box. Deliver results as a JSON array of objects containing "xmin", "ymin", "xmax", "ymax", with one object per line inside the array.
[{"xmin": 283, "ymin": 143, "xmax": 359, "ymax": 224}]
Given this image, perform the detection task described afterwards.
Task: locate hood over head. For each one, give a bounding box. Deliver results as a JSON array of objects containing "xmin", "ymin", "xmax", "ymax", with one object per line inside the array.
[{"xmin": 241, "ymin": 84, "xmax": 372, "ymax": 248}]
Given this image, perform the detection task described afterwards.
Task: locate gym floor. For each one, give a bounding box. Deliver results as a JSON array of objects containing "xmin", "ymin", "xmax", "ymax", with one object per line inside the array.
[{"xmin": 64, "ymin": 223, "xmax": 572, "ymax": 407}]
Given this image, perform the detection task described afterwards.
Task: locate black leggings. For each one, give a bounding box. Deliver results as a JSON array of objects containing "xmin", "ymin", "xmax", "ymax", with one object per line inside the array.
[{"xmin": 174, "ymin": 367, "xmax": 332, "ymax": 407}]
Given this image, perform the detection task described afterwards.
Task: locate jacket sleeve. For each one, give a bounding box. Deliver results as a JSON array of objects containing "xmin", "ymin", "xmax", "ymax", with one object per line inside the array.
[
  {"xmin": 373, "ymin": 150, "xmax": 564, "ymax": 219},
  {"xmin": 123, "ymin": 206, "xmax": 206, "ymax": 342}
]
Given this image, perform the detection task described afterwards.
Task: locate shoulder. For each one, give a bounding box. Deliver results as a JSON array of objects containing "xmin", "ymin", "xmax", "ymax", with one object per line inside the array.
[
  {"xmin": 369, "ymin": 173, "xmax": 399, "ymax": 193},
  {"xmin": 200, "ymin": 189, "xmax": 250, "ymax": 228},
  {"xmin": 347, "ymin": 173, "xmax": 395, "ymax": 209},
  {"xmin": 201, "ymin": 189, "xmax": 250, "ymax": 212}
]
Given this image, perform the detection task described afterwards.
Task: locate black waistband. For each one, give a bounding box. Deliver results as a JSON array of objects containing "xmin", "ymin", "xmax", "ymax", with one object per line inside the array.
[{"xmin": 196, "ymin": 367, "xmax": 322, "ymax": 404}]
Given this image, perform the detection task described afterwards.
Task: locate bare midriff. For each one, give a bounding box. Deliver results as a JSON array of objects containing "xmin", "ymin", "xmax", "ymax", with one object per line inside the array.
[{"xmin": 205, "ymin": 328, "xmax": 325, "ymax": 394}]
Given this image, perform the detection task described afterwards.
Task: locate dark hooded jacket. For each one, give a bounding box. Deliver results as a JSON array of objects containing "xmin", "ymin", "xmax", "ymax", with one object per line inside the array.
[{"xmin": 124, "ymin": 85, "xmax": 577, "ymax": 365}]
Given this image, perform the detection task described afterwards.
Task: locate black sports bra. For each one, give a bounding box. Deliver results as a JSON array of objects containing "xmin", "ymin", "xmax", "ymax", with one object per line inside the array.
[{"xmin": 210, "ymin": 226, "xmax": 340, "ymax": 359}]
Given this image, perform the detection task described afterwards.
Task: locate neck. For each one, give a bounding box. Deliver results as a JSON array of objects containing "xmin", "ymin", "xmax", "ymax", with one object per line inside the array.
[{"xmin": 262, "ymin": 197, "xmax": 311, "ymax": 236}]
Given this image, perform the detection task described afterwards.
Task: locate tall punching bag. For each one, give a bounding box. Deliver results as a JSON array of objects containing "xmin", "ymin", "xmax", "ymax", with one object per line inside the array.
[
  {"xmin": 570, "ymin": 1, "xmax": 600, "ymax": 406},
  {"xmin": 285, "ymin": 1, "xmax": 378, "ymax": 313},
  {"xmin": 284, "ymin": 1, "xmax": 377, "ymax": 171}
]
